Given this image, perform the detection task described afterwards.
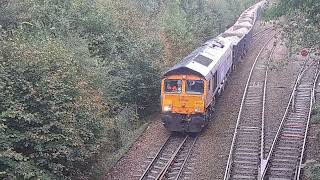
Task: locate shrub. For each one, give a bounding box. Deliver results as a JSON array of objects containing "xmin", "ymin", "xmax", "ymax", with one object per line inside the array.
[{"xmin": 0, "ymin": 31, "xmax": 114, "ymax": 179}]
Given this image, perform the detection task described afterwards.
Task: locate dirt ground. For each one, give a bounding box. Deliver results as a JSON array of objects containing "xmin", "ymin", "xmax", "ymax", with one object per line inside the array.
[{"xmin": 105, "ymin": 22, "xmax": 305, "ymax": 180}]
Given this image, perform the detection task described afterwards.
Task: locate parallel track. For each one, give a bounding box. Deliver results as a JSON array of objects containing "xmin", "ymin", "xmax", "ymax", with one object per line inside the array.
[
  {"xmin": 262, "ymin": 60, "xmax": 320, "ymax": 179},
  {"xmin": 253, "ymin": 27, "xmax": 273, "ymax": 38},
  {"xmin": 224, "ymin": 31, "xmax": 278, "ymax": 180},
  {"xmin": 139, "ymin": 134, "xmax": 197, "ymax": 180}
]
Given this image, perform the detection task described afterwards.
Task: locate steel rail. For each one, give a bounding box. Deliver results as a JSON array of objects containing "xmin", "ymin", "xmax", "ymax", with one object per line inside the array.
[
  {"xmin": 253, "ymin": 27, "xmax": 273, "ymax": 37},
  {"xmin": 223, "ymin": 31, "xmax": 278, "ymax": 180},
  {"xmin": 139, "ymin": 135, "xmax": 172, "ymax": 180},
  {"xmin": 156, "ymin": 136, "xmax": 189, "ymax": 180},
  {"xmin": 175, "ymin": 136, "xmax": 198, "ymax": 180},
  {"xmin": 252, "ymin": 28, "xmax": 274, "ymax": 45},
  {"xmin": 261, "ymin": 45, "xmax": 276, "ymax": 161},
  {"xmin": 296, "ymin": 67, "xmax": 320, "ymax": 179},
  {"xmin": 261, "ymin": 59, "xmax": 316, "ymax": 178}
]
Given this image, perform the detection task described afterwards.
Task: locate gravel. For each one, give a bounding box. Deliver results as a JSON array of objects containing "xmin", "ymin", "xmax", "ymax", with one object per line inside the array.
[
  {"xmin": 302, "ymin": 69, "xmax": 320, "ymax": 179},
  {"xmin": 264, "ymin": 37, "xmax": 302, "ymax": 157},
  {"xmin": 105, "ymin": 117, "xmax": 170, "ymax": 180},
  {"xmin": 105, "ymin": 22, "xmax": 304, "ymax": 180},
  {"xmin": 189, "ymin": 23, "xmax": 278, "ymax": 180}
]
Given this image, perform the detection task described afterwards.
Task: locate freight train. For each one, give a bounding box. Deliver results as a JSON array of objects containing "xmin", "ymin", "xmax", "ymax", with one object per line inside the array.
[{"xmin": 160, "ymin": 1, "xmax": 267, "ymax": 132}]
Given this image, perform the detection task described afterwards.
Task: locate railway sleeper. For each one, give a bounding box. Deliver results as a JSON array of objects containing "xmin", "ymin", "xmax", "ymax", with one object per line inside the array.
[
  {"xmin": 286, "ymin": 119, "xmax": 306, "ymax": 123},
  {"xmin": 272, "ymin": 158, "xmax": 298, "ymax": 164},
  {"xmin": 167, "ymin": 171, "xmax": 178, "ymax": 176},
  {"xmin": 268, "ymin": 177, "xmax": 292, "ymax": 180},
  {"xmin": 233, "ymin": 165, "xmax": 258, "ymax": 174},
  {"xmin": 290, "ymin": 112, "xmax": 308, "ymax": 117},
  {"xmin": 286, "ymin": 119, "xmax": 306, "ymax": 124},
  {"xmin": 234, "ymin": 160, "xmax": 258, "ymax": 166},
  {"xmin": 281, "ymin": 129, "xmax": 305, "ymax": 135},
  {"xmin": 284, "ymin": 123, "xmax": 306, "ymax": 128},
  {"xmin": 276, "ymin": 145, "xmax": 301, "ymax": 151},
  {"xmin": 156, "ymin": 161, "xmax": 167, "ymax": 165},
  {"xmin": 238, "ymin": 142, "xmax": 260, "ymax": 147},
  {"xmin": 147, "ymin": 175, "xmax": 156, "ymax": 179},
  {"xmin": 173, "ymin": 162, "xmax": 183, "ymax": 166},
  {"xmin": 235, "ymin": 155, "xmax": 258, "ymax": 161},
  {"xmin": 268, "ymin": 174, "xmax": 294, "ymax": 180},
  {"xmin": 237, "ymin": 143, "xmax": 259, "ymax": 149},
  {"xmin": 235, "ymin": 148, "xmax": 260, "ymax": 153},
  {"xmin": 268, "ymin": 167, "xmax": 295, "ymax": 175},
  {"xmin": 245, "ymin": 96, "xmax": 262, "ymax": 100},
  {"xmin": 246, "ymin": 93, "xmax": 261, "ymax": 97},
  {"xmin": 237, "ymin": 137, "xmax": 260, "ymax": 143},
  {"xmin": 170, "ymin": 167, "xmax": 182, "ymax": 171},
  {"xmin": 159, "ymin": 157, "xmax": 170, "ymax": 161},
  {"xmin": 245, "ymin": 103, "xmax": 261, "ymax": 107},
  {"xmin": 295, "ymin": 103, "xmax": 309, "ymax": 107},
  {"xmin": 274, "ymin": 154, "xmax": 298, "ymax": 159},
  {"xmin": 232, "ymin": 174, "xmax": 256, "ymax": 180},
  {"xmin": 239, "ymin": 121, "xmax": 261, "ymax": 126},
  {"xmin": 150, "ymin": 170, "xmax": 158, "ymax": 174},
  {"xmin": 278, "ymin": 140, "xmax": 302, "ymax": 147},
  {"xmin": 153, "ymin": 165, "xmax": 165, "ymax": 169},
  {"xmin": 239, "ymin": 126, "xmax": 260, "ymax": 130},
  {"xmin": 274, "ymin": 151, "xmax": 300, "ymax": 157},
  {"xmin": 238, "ymin": 130, "xmax": 260, "ymax": 135},
  {"xmin": 280, "ymin": 133, "xmax": 305, "ymax": 139},
  {"xmin": 294, "ymin": 110, "xmax": 308, "ymax": 114},
  {"xmin": 234, "ymin": 151, "xmax": 259, "ymax": 158},
  {"xmin": 176, "ymin": 158, "xmax": 187, "ymax": 162},
  {"xmin": 246, "ymin": 93, "xmax": 262, "ymax": 101}
]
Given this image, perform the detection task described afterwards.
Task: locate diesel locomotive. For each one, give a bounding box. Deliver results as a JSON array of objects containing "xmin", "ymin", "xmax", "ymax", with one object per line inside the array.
[{"xmin": 160, "ymin": 1, "xmax": 267, "ymax": 132}]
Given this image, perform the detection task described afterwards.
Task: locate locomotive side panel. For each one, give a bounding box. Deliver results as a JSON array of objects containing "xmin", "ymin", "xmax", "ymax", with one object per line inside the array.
[{"xmin": 160, "ymin": 0, "xmax": 264, "ymax": 132}]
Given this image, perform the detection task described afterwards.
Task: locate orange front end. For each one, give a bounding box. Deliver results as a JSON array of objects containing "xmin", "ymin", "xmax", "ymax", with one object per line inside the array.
[{"xmin": 160, "ymin": 74, "xmax": 208, "ymax": 132}]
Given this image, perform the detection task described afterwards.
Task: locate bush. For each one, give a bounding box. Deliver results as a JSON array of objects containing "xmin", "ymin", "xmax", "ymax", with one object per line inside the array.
[
  {"xmin": 0, "ymin": 31, "xmax": 114, "ymax": 179},
  {"xmin": 0, "ymin": 0, "xmax": 261, "ymax": 178}
]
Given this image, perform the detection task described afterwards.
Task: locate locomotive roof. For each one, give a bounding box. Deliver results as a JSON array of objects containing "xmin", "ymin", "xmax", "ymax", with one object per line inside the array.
[
  {"xmin": 163, "ymin": 40, "xmax": 232, "ymax": 80},
  {"xmin": 162, "ymin": 0, "xmax": 266, "ymax": 80}
]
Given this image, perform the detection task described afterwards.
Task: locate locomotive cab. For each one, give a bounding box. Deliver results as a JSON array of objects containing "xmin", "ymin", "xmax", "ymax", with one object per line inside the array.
[{"xmin": 161, "ymin": 74, "xmax": 208, "ymax": 132}]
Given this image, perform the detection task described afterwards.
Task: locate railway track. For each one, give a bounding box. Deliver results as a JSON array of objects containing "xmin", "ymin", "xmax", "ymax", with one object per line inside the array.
[
  {"xmin": 261, "ymin": 60, "xmax": 320, "ymax": 179},
  {"xmin": 223, "ymin": 31, "xmax": 278, "ymax": 180},
  {"xmin": 139, "ymin": 134, "xmax": 198, "ymax": 180},
  {"xmin": 253, "ymin": 27, "xmax": 273, "ymax": 38}
]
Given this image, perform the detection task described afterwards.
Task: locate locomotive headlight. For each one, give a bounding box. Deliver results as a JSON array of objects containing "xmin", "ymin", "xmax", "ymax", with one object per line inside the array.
[
  {"xmin": 163, "ymin": 105, "xmax": 172, "ymax": 112},
  {"xmin": 195, "ymin": 107, "xmax": 201, "ymax": 112}
]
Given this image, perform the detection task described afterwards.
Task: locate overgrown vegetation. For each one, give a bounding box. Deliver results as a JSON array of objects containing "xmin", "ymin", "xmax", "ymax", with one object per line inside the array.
[
  {"xmin": 265, "ymin": 0, "xmax": 319, "ymax": 178},
  {"xmin": 0, "ymin": 0, "xmax": 256, "ymax": 178},
  {"xmin": 264, "ymin": 0, "xmax": 320, "ymax": 54}
]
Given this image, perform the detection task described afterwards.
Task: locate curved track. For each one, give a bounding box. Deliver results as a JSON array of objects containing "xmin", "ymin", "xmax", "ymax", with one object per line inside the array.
[
  {"xmin": 261, "ymin": 60, "xmax": 320, "ymax": 179},
  {"xmin": 223, "ymin": 31, "xmax": 278, "ymax": 180},
  {"xmin": 253, "ymin": 27, "xmax": 273, "ymax": 38},
  {"xmin": 139, "ymin": 134, "xmax": 198, "ymax": 180}
]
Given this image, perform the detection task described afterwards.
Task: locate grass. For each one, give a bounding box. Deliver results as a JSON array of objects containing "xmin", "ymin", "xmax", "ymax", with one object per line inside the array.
[{"xmin": 91, "ymin": 111, "xmax": 158, "ymax": 179}]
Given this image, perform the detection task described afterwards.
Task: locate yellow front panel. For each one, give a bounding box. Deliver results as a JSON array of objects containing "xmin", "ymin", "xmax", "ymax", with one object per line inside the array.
[{"xmin": 161, "ymin": 75, "xmax": 206, "ymax": 115}]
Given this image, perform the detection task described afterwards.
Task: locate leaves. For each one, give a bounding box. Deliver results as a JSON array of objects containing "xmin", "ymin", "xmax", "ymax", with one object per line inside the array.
[
  {"xmin": 265, "ymin": 0, "xmax": 320, "ymax": 52},
  {"xmin": 0, "ymin": 0, "xmax": 259, "ymax": 178}
]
